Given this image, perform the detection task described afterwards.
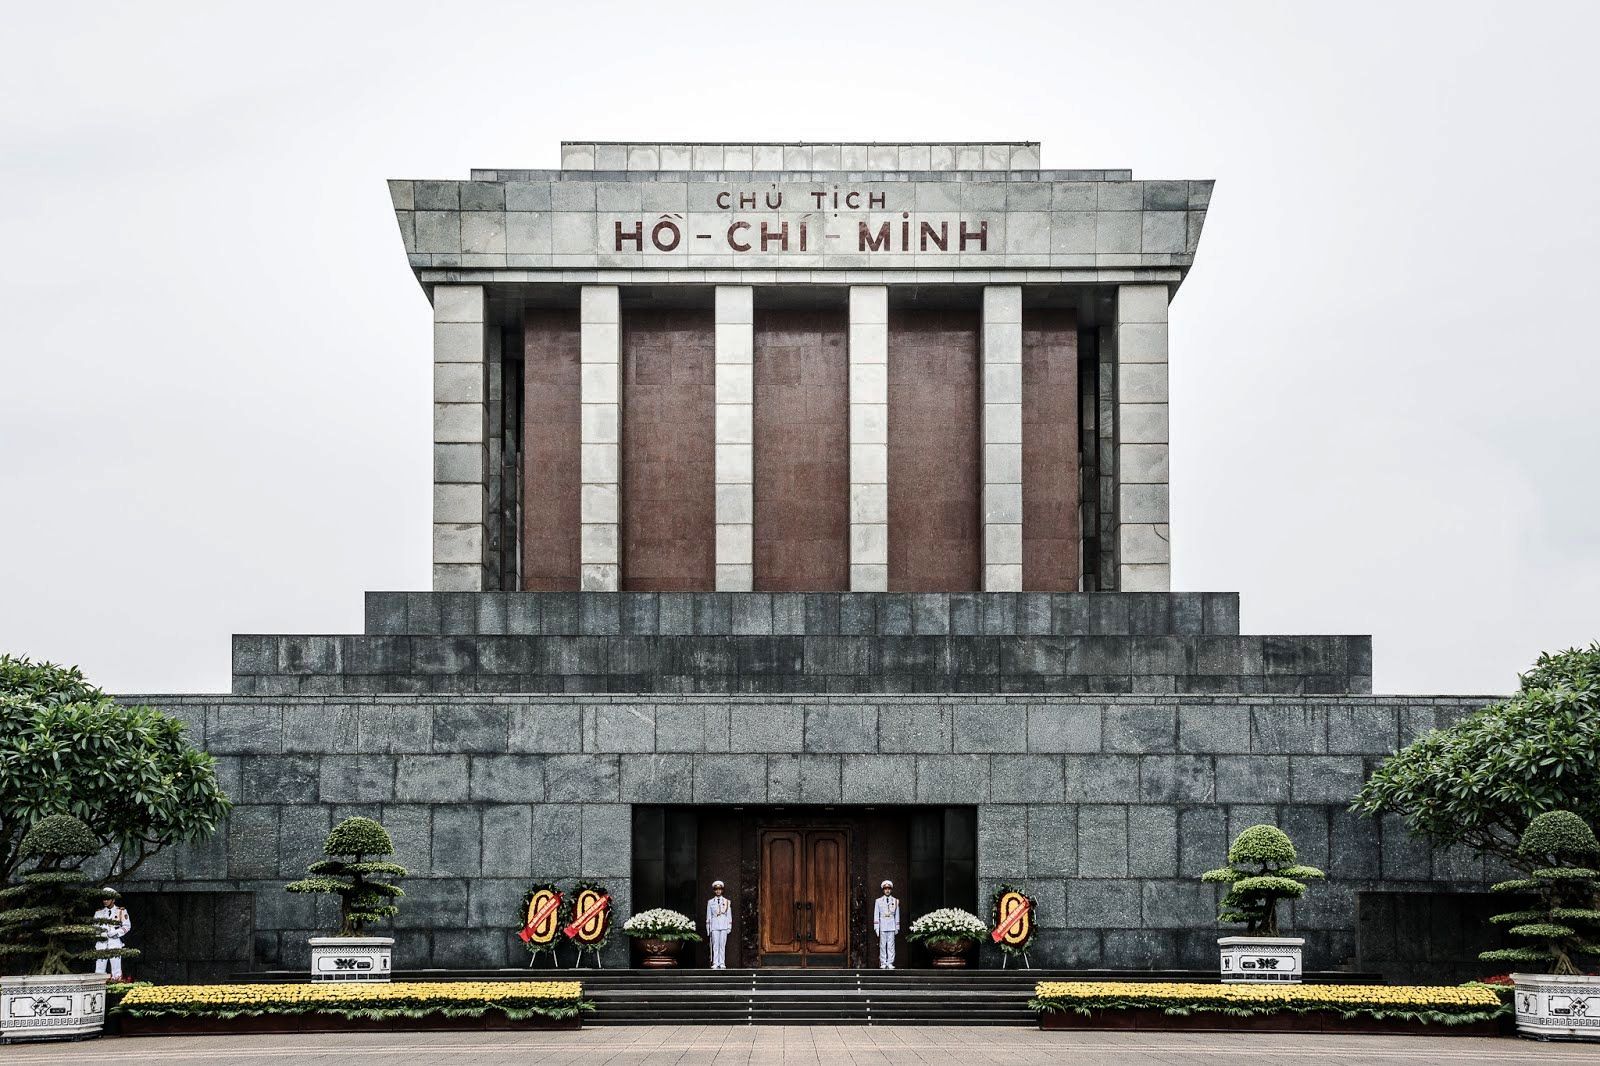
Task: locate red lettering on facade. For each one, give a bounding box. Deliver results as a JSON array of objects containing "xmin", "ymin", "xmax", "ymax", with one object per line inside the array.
[
  {"xmin": 716, "ymin": 191, "xmax": 732, "ymax": 209},
  {"xmin": 959, "ymin": 221, "xmax": 988, "ymax": 251},
  {"xmin": 760, "ymin": 221, "xmax": 788, "ymax": 251},
  {"xmin": 859, "ymin": 221, "xmax": 890, "ymax": 252},
  {"xmin": 739, "ymin": 192, "xmax": 757, "ymax": 209},
  {"xmin": 920, "ymin": 221, "xmax": 948, "ymax": 251},
  {"xmin": 652, "ymin": 219, "xmax": 681, "ymax": 251},
  {"xmin": 727, "ymin": 220, "xmax": 752, "ymax": 252},
  {"xmin": 868, "ymin": 192, "xmax": 886, "ymax": 209},
  {"xmin": 615, "ymin": 221, "xmax": 643, "ymax": 251},
  {"xmin": 845, "ymin": 191, "xmax": 861, "ymax": 209}
]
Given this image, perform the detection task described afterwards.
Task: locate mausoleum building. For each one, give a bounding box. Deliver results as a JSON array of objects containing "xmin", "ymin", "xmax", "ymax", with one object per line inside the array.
[{"xmin": 119, "ymin": 143, "xmax": 1496, "ymax": 980}]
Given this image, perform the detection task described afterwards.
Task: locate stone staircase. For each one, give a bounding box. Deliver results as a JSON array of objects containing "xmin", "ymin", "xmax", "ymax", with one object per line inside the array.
[
  {"xmin": 243, "ymin": 966, "xmax": 1380, "ymax": 1026},
  {"xmin": 582, "ymin": 968, "xmax": 1039, "ymax": 1025}
]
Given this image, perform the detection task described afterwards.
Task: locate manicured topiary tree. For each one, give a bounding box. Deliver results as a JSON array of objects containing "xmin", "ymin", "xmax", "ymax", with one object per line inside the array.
[
  {"xmin": 1201, "ymin": 825, "xmax": 1325, "ymax": 936},
  {"xmin": 0, "ymin": 814, "xmax": 140, "ymax": 974},
  {"xmin": 1480, "ymin": 810, "xmax": 1600, "ymax": 976},
  {"xmin": 286, "ymin": 817, "xmax": 406, "ymax": 936}
]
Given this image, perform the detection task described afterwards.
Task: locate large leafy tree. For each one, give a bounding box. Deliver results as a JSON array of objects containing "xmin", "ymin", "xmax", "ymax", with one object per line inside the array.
[
  {"xmin": 1353, "ymin": 644, "xmax": 1600, "ymax": 868},
  {"xmin": 0, "ymin": 655, "xmax": 231, "ymax": 882}
]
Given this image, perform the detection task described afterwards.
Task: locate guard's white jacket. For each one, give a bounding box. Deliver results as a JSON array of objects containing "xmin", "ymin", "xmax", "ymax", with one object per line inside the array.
[
  {"xmin": 94, "ymin": 906, "xmax": 131, "ymax": 945},
  {"xmin": 873, "ymin": 895, "xmax": 900, "ymax": 933},
  {"xmin": 706, "ymin": 896, "xmax": 732, "ymax": 932}
]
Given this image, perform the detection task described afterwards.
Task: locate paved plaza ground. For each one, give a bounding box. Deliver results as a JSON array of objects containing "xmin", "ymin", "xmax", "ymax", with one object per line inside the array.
[{"xmin": 5, "ymin": 1026, "xmax": 1593, "ymax": 1065}]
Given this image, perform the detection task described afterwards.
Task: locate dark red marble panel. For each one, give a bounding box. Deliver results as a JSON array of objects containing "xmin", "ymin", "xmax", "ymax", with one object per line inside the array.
[
  {"xmin": 887, "ymin": 308, "xmax": 980, "ymax": 591},
  {"xmin": 753, "ymin": 307, "xmax": 849, "ymax": 591},
  {"xmin": 1022, "ymin": 308, "xmax": 1082, "ymax": 591},
  {"xmin": 622, "ymin": 307, "xmax": 716, "ymax": 591},
  {"xmin": 520, "ymin": 308, "xmax": 581, "ymax": 591}
]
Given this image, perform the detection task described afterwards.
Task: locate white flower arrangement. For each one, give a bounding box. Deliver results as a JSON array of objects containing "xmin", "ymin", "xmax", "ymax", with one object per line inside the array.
[
  {"xmin": 622, "ymin": 908, "xmax": 703, "ymax": 941},
  {"xmin": 907, "ymin": 907, "xmax": 988, "ymax": 943}
]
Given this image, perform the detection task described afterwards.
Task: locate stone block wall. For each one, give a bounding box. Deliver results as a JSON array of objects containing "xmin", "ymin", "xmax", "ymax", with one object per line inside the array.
[
  {"xmin": 117, "ymin": 692, "xmax": 1498, "ymax": 973},
  {"xmin": 230, "ymin": 592, "xmax": 1372, "ymax": 697}
]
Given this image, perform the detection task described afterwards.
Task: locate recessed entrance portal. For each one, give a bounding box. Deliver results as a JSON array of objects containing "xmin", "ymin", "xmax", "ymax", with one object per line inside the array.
[
  {"xmin": 631, "ymin": 805, "xmax": 977, "ymax": 969},
  {"xmin": 759, "ymin": 827, "xmax": 849, "ymax": 966}
]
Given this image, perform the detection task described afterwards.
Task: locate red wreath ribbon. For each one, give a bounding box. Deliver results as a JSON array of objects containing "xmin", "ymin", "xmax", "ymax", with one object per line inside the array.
[
  {"xmin": 990, "ymin": 896, "xmax": 1031, "ymax": 943},
  {"xmin": 518, "ymin": 891, "xmax": 564, "ymax": 943},
  {"xmin": 563, "ymin": 894, "xmax": 611, "ymax": 939}
]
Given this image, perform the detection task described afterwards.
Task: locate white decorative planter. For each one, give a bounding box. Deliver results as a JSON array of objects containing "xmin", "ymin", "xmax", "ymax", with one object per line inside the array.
[
  {"xmin": 1512, "ymin": 973, "xmax": 1600, "ymax": 1040},
  {"xmin": 1218, "ymin": 936, "xmax": 1303, "ymax": 983},
  {"xmin": 1, "ymin": 973, "xmax": 107, "ymax": 1043},
  {"xmin": 308, "ymin": 936, "xmax": 393, "ymax": 982}
]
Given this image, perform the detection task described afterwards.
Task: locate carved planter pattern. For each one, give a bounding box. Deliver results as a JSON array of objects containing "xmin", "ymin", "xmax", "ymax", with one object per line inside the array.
[
  {"xmin": 925, "ymin": 937, "xmax": 973, "ymax": 968},
  {"xmin": 637, "ymin": 939, "xmax": 682, "ymax": 969},
  {"xmin": 308, "ymin": 937, "xmax": 393, "ymax": 982},
  {"xmin": 0, "ymin": 973, "xmax": 107, "ymax": 1043},
  {"xmin": 1218, "ymin": 936, "xmax": 1303, "ymax": 984},
  {"xmin": 1512, "ymin": 973, "xmax": 1600, "ymax": 1041}
]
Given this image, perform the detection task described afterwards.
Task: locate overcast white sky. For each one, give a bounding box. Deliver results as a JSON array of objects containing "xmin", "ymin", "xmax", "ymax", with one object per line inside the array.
[{"xmin": 2, "ymin": 1, "xmax": 1595, "ymax": 695}]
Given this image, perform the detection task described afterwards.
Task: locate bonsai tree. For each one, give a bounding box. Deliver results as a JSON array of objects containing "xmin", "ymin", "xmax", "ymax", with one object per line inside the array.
[
  {"xmin": 0, "ymin": 814, "xmax": 140, "ymax": 974},
  {"xmin": 285, "ymin": 817, "xmax": 406, "ymax": 935},
  {"xmin": 1354, "ymin": 644, "xmax": 1600, "ymax": 868},
  {"xmin": 1480, "ymin": 810, "xmax": 1600, "ymax": 976},
  {"xmin": 0, "ymin": 654, "xmax": 231, "ymax": 882},
  {"xmin": 1201, "ymin": 824, "xmax": 1325, "ymax": 936}
]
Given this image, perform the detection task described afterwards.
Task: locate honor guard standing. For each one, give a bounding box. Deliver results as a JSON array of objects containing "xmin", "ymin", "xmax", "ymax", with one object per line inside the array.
[
  {"xmin": 705, "ymin": 880, "xmax": 732, "ymax": 969},
  {"xmin": 93, "ymin": 890, "xmax": 131, "ymax": 981},
  {"xmin": 873, "ymin": 879, "xmax": 900, "ymax": 969}
]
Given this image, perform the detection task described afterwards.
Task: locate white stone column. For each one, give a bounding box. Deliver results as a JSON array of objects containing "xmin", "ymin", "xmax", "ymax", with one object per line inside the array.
[
  {"xmin": 848, "ymin": 286, "xmax": 889, "ymax": 591},
  {"xmin": 579, "ymin": 285, "xmax": 621, "ymax": 591},
  {"xmin": 981, "ymin": 286, "xmax": 1023, "ymax": 591},
  {"xmin": 714, "ymin": 286, "xmax": 755, "ymax": 591},
  {"xmin": 1116, "ymin": 283, "xmax": 1171, "ymax": 591},
  {"xmin": 432, "ymin": 284, "xmax": 488, "ymax": 591}
]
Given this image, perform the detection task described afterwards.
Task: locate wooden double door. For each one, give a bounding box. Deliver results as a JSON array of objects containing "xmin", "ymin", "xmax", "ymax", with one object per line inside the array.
[{"xmin": 758, "ymin": 828, "xmax": 848, "ymax": 966}]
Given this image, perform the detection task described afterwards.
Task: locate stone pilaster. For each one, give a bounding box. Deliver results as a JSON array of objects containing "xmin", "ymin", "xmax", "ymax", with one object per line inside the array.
[
  {"xmin": 1116, "ymin": 283, "xmax": 1171, "ymax": 591},
  {"xmin": 714, "ymin": 286, "xmax": 755, "ymax": 591},
  {"xmin": 580, "ymin": 285, "xmax": 621, "ymax": 591},
  {"xmin": 981, "ymin": 286, "xmax": 1023, "ymax": 591},
  {"xmin": 432, "ymin": 284, "xmax": 488, "ymax": 591},
  {"xmin": 848, "ymin": 286, "xmax": 888, "ymax": 591}
]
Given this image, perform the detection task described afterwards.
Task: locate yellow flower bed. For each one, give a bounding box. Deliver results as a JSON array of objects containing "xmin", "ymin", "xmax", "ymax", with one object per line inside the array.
[
  {"xmin": 1034, "ymin": 981, "xmax": 1500, "ymax": 1009},
  {"xmin": 1030, "ymin": 981, "xmax": 1506, "ymax": 1025},
  {"xmin": 119, "ymin": 981, "xmax": 590, "ymax": 1021}
]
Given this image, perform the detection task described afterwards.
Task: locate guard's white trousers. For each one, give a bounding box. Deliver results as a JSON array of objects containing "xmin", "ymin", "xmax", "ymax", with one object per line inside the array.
[
  {"xmin": 94, "ymin": 941, "xmax": 123, "ymax": 979},
  {"xmin": 877, "ymin": 932, "xmax": 896, "ymax": 968},
  {"xmin": 710, "ymin": 929, "xmax": 729, "ymax": 968}
]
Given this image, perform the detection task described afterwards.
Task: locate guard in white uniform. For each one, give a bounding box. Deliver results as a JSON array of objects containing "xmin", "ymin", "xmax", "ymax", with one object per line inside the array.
[
  {"xmin": 872, "ymin": 879, "xmax": 900, "ymax": 969},
  {"xmin": 93, "ymin": 890, "xmax": 131, "ymax": 981},
  {"xmin": 705, "ymin": 880, "xmax": 732, "ymax": 969}
]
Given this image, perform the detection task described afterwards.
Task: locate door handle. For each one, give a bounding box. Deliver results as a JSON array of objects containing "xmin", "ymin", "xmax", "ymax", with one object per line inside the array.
[
  {"xmin": 794, "ymin": 901, "xmax": 805, "ymax": 944},
  {"xmin": 805, "ymin": 901, "xmax": 816, "ymax": 943}
]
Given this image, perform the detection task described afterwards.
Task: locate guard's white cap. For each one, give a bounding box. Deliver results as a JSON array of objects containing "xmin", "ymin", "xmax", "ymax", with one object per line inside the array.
[
  {"xmin": 712, "ymin": 880, "xmax": 725, "ymax": 889},
  {"xmin": 880, "ymin": 880, "xmax": 893, "ymax": 889}
]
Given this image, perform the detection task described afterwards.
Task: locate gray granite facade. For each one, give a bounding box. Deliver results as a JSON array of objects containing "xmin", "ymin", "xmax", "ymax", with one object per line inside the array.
[
  {"xmin": 118, "ymin": 690, "xmax": 1498, "ymax": 975},
  {"xmin": 231, "ymin": 592, "xmax": 1370, "ymax": 696}
]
